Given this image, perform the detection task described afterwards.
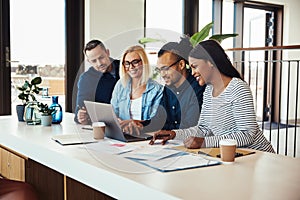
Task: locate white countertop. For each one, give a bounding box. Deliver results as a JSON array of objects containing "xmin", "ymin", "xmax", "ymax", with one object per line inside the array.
[{"xmin": 1, "ymin": 113, "xmax": 300, "ymax": 200}]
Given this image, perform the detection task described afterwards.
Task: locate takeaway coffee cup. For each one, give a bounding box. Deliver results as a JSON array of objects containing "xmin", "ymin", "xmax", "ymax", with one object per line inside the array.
[
  {"xmin": 92, "ymin": 122, "xmax": 106, "ymax": 140},
  {"xmin": 219, "ymin": 139, "xmax": 237, "ymax": 163}
]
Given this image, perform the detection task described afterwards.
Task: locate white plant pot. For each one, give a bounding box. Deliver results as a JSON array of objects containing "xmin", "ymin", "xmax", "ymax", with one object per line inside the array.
[{"xmin": 41, "ymin": 115, "xmax": 52, "ymax": 126}]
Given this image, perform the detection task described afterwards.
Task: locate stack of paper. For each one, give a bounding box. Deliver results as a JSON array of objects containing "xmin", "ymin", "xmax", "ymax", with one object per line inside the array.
[{"xmin": 122, "ymin": 147, "xmax": 220, "ymax": 172}]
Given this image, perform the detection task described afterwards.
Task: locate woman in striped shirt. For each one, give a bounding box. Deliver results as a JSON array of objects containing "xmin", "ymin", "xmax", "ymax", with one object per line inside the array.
[{"xmin": 149, "ymin": 40, "xmax": 274, "ymax": 153}]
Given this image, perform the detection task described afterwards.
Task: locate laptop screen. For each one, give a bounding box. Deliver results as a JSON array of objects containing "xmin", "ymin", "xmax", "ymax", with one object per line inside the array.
[{"xmin": 84, "ymin": 101, "xmax": 152, "ymax": 142}]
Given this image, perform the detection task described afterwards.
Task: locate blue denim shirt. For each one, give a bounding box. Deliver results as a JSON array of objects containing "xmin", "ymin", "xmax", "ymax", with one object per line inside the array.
[{"xmin": 111, "ymin": 79, "xmax": 163, "ymax": 120}]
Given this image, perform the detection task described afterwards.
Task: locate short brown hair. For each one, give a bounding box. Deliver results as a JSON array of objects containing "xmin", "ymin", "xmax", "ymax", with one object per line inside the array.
[{"xmin": 84, "ymin": 39, "xmax": 106, "ymax": 54}]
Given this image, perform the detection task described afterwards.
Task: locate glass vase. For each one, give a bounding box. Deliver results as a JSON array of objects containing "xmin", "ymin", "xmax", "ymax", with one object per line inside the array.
[
  {"xmin": 50, "ymin": 96, "xmax": 63, "ymax": 124},
  {"xmin": 24, "ymin": 101, "xmax": 41, "ymax": 125}
]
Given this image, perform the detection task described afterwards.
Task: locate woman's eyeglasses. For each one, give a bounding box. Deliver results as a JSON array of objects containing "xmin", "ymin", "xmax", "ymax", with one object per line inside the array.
[
  {"xmin": 155, "ymin": 59, "xmax": 180, "ymax": 74},
  {"xmin": 123, "ymin": 59, "xmax": 142, "ymax": 69}
]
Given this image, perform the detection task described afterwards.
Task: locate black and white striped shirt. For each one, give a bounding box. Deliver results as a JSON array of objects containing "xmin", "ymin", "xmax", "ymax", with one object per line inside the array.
[{"xmin": 174, "ymin": 78, "xmax": 274, "ymax": 153}]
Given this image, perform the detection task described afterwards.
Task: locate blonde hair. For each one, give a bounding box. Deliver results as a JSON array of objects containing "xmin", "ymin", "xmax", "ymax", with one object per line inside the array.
[{"xmin": 119, "ymin": 45, "xmax": 151, "ymax": 87}]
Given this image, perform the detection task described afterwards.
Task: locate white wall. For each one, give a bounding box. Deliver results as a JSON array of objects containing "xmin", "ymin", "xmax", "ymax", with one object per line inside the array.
[{"xmin": 85, "ymin": 0, "xmax": 144, "ymax": 59}]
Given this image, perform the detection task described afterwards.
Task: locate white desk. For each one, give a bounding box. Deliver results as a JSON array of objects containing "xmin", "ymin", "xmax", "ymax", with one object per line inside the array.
[{"xmin": 0, "ymin": 113, "xmax": 300, "ymax": 200}]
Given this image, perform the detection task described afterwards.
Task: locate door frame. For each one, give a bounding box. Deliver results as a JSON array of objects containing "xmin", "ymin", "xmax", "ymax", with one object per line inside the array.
[
  {"xmin": 234, "ymin": 0, "xmax": 283, "ymax": 122},
  {"xmin": 0, "ymin": 0, "xmax": 11, "ymax": 115}
]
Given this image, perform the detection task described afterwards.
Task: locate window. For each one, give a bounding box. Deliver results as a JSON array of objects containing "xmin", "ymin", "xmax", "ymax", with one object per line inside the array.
[
  {"xmin": 10, "ymin": 0, "xmax": 65, "ymax": 65},
  {"xmin": 222, "ymin": 0, "xmax": 234, "ymax": 49},
  {"xmin": 146, "ymin": 0, "xmax": 183, "ymax": 35},
  {"xmin": 145, "ymin": 0, "xmax": 183, "ymax": 72},
  {"xmin": 10, "ymin": 0, "xmax": 66, "ymax": 105},
  {"xmin": 198, "ymin": 0, "xmax": 212, "ymax": 32}
]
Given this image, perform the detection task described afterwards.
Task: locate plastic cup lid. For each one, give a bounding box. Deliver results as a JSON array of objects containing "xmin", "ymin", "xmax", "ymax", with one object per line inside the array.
[
  {"xmin": 219, "ymin": 139, "xmax": 237, "ymax": 146},
  {"xmin": 92, "ymin": 122, "xmax": 106, "ymax": 127}
]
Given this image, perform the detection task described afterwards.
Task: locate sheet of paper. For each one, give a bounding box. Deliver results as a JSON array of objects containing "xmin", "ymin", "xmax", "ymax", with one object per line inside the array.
[
  {"xmin": 83, "ymin": 140, "xmax": 137, "ymax": 154},
  {"xmin": 83, "ymin": 138, "xmax": 182, "ymax": 155},
  {"xmin": 122, "ymin": 147, "xmax": 185, "ymax": 161},
  {"xmin": 136, "ymin": 154, "xmax": 220, "ymax": 172}
]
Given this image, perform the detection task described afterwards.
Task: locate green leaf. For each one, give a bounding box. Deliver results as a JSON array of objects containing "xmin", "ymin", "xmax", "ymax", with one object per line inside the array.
[
  {"xmin": 29, "ymin": 94, "xmax": 36, "ymax": 101},
  {"xmin": 34, "ymin": 86, "xmax": 43, "ymax": 91},
  {"xmin": 18, "ymin": 93, "xmax": 26, "ymax": 100},
  {"xmin": 32, "ymin": 89, "xmax": 40, "ymax": 94},
  {"xmin": 138, "ymin": 37, "xmax": 166, "ymax": 45},
  {"xmin": 190, "ymin": 22, "xmax": 213, "ymax": 47},
  {"xmin": 24, "ymin": 81, "xmax": 30, "ymax": 89},
  {"xmin": 16, "ymin": 86, "xmax": 26, "ymax": 91},
  {"xmin": 16, "ymin": 76, "xmax": 42, "ymax": 104},
  {"xmin": 38, "ymin": 102, "xmax": 56, "ymax": 115},
  {"xmin": 31, "ymin": 77, "xmax": 42, "ymax": 85},
  {"xmin": 24, "ymin": 95, "xmax": 29, "ymax": 102},
  {"xmin": 209, "ymin": 33, "xmax": 239, "ymax": 43}
]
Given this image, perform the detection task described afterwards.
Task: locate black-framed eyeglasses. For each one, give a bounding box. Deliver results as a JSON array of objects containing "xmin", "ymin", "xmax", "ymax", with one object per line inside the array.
[
  {"xmin": 155, "ymin": 59, "xmax": 181, "ymax": 74},
  {"xmin": 123, "ymin": 59, "xmax": 142, "ymax": 69}
]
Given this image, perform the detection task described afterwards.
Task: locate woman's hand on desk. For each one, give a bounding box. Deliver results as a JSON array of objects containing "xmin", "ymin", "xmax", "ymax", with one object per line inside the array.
[
  {"xmin": 149, "ymin": 130, "xmax": 176, "ymax": 145},
  {"xmin": 119, "ymin": 119, "xmax": 144, "ymax": 135},
  {"xmin": 184, "ymin": 137, "xmax": 205, "ymax": 149}
]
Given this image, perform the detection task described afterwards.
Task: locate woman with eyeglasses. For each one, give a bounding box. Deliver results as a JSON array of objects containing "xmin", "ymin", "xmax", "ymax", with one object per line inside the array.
[
  {"xmin": 111, "ymin": 45, "xmax": 163, "ymax": 133},
  {"xmin": 150, "ymin": 40, "xmax": 274, "ymax": 153}
]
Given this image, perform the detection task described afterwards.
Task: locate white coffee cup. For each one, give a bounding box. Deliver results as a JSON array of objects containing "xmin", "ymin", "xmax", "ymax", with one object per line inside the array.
[
  {"xmin": 92, "ymin": 122, "xmax": 106, "ymax": 140},
  {"xmin": 219, "ymin": 139, "xmax": 237, "ymax": 163}
]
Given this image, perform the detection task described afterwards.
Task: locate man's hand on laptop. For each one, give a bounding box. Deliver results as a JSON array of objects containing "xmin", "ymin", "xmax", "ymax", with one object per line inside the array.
[
  {"xmin": 77, "ymin": 107, "xmax": 89, "ymax": 125},
  {"xmin": 119, "ymin": 119, "xmax": 144, "ymax": 135}
]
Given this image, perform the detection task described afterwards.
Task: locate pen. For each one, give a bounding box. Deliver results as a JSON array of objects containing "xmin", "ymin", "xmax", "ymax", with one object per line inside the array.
[
  {"xmin": 82, "ymin": 127, "xmax": 93, "ymax": 131},
  {"xmin": 198, "ymin": 151, "xmax": 211, "ymax": 156}
]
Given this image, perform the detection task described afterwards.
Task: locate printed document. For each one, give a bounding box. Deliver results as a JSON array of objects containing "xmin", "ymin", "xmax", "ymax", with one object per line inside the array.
[{"xmin": 135, "ymin": 154, "xmax": 220, "ymax": 172}]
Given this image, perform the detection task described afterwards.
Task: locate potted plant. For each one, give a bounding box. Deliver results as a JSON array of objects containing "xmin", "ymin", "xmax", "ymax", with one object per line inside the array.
[
  {"xmin": 189, "ymin": 22, "xmax": 238, "ymax": 47},
  {"xmin": 16, "ymin": 76, "xmax": 43, "ymax": 122},
  {"xmin": 38, "ymin": 102, "xmax": 56, "ymax": 126},
  {"xmin": 138, "ymin": 21, "xmax": 238, "ymax": 78},
  {"xmin": 139, "ymin": 22, "xmax": 238, "ymax": 46}
]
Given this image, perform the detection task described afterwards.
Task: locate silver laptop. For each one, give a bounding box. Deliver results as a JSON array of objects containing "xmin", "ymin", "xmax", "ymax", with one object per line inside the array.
[{"xmin": 84, "ymin": 101, "xmax": 152, "ymax": 142}]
